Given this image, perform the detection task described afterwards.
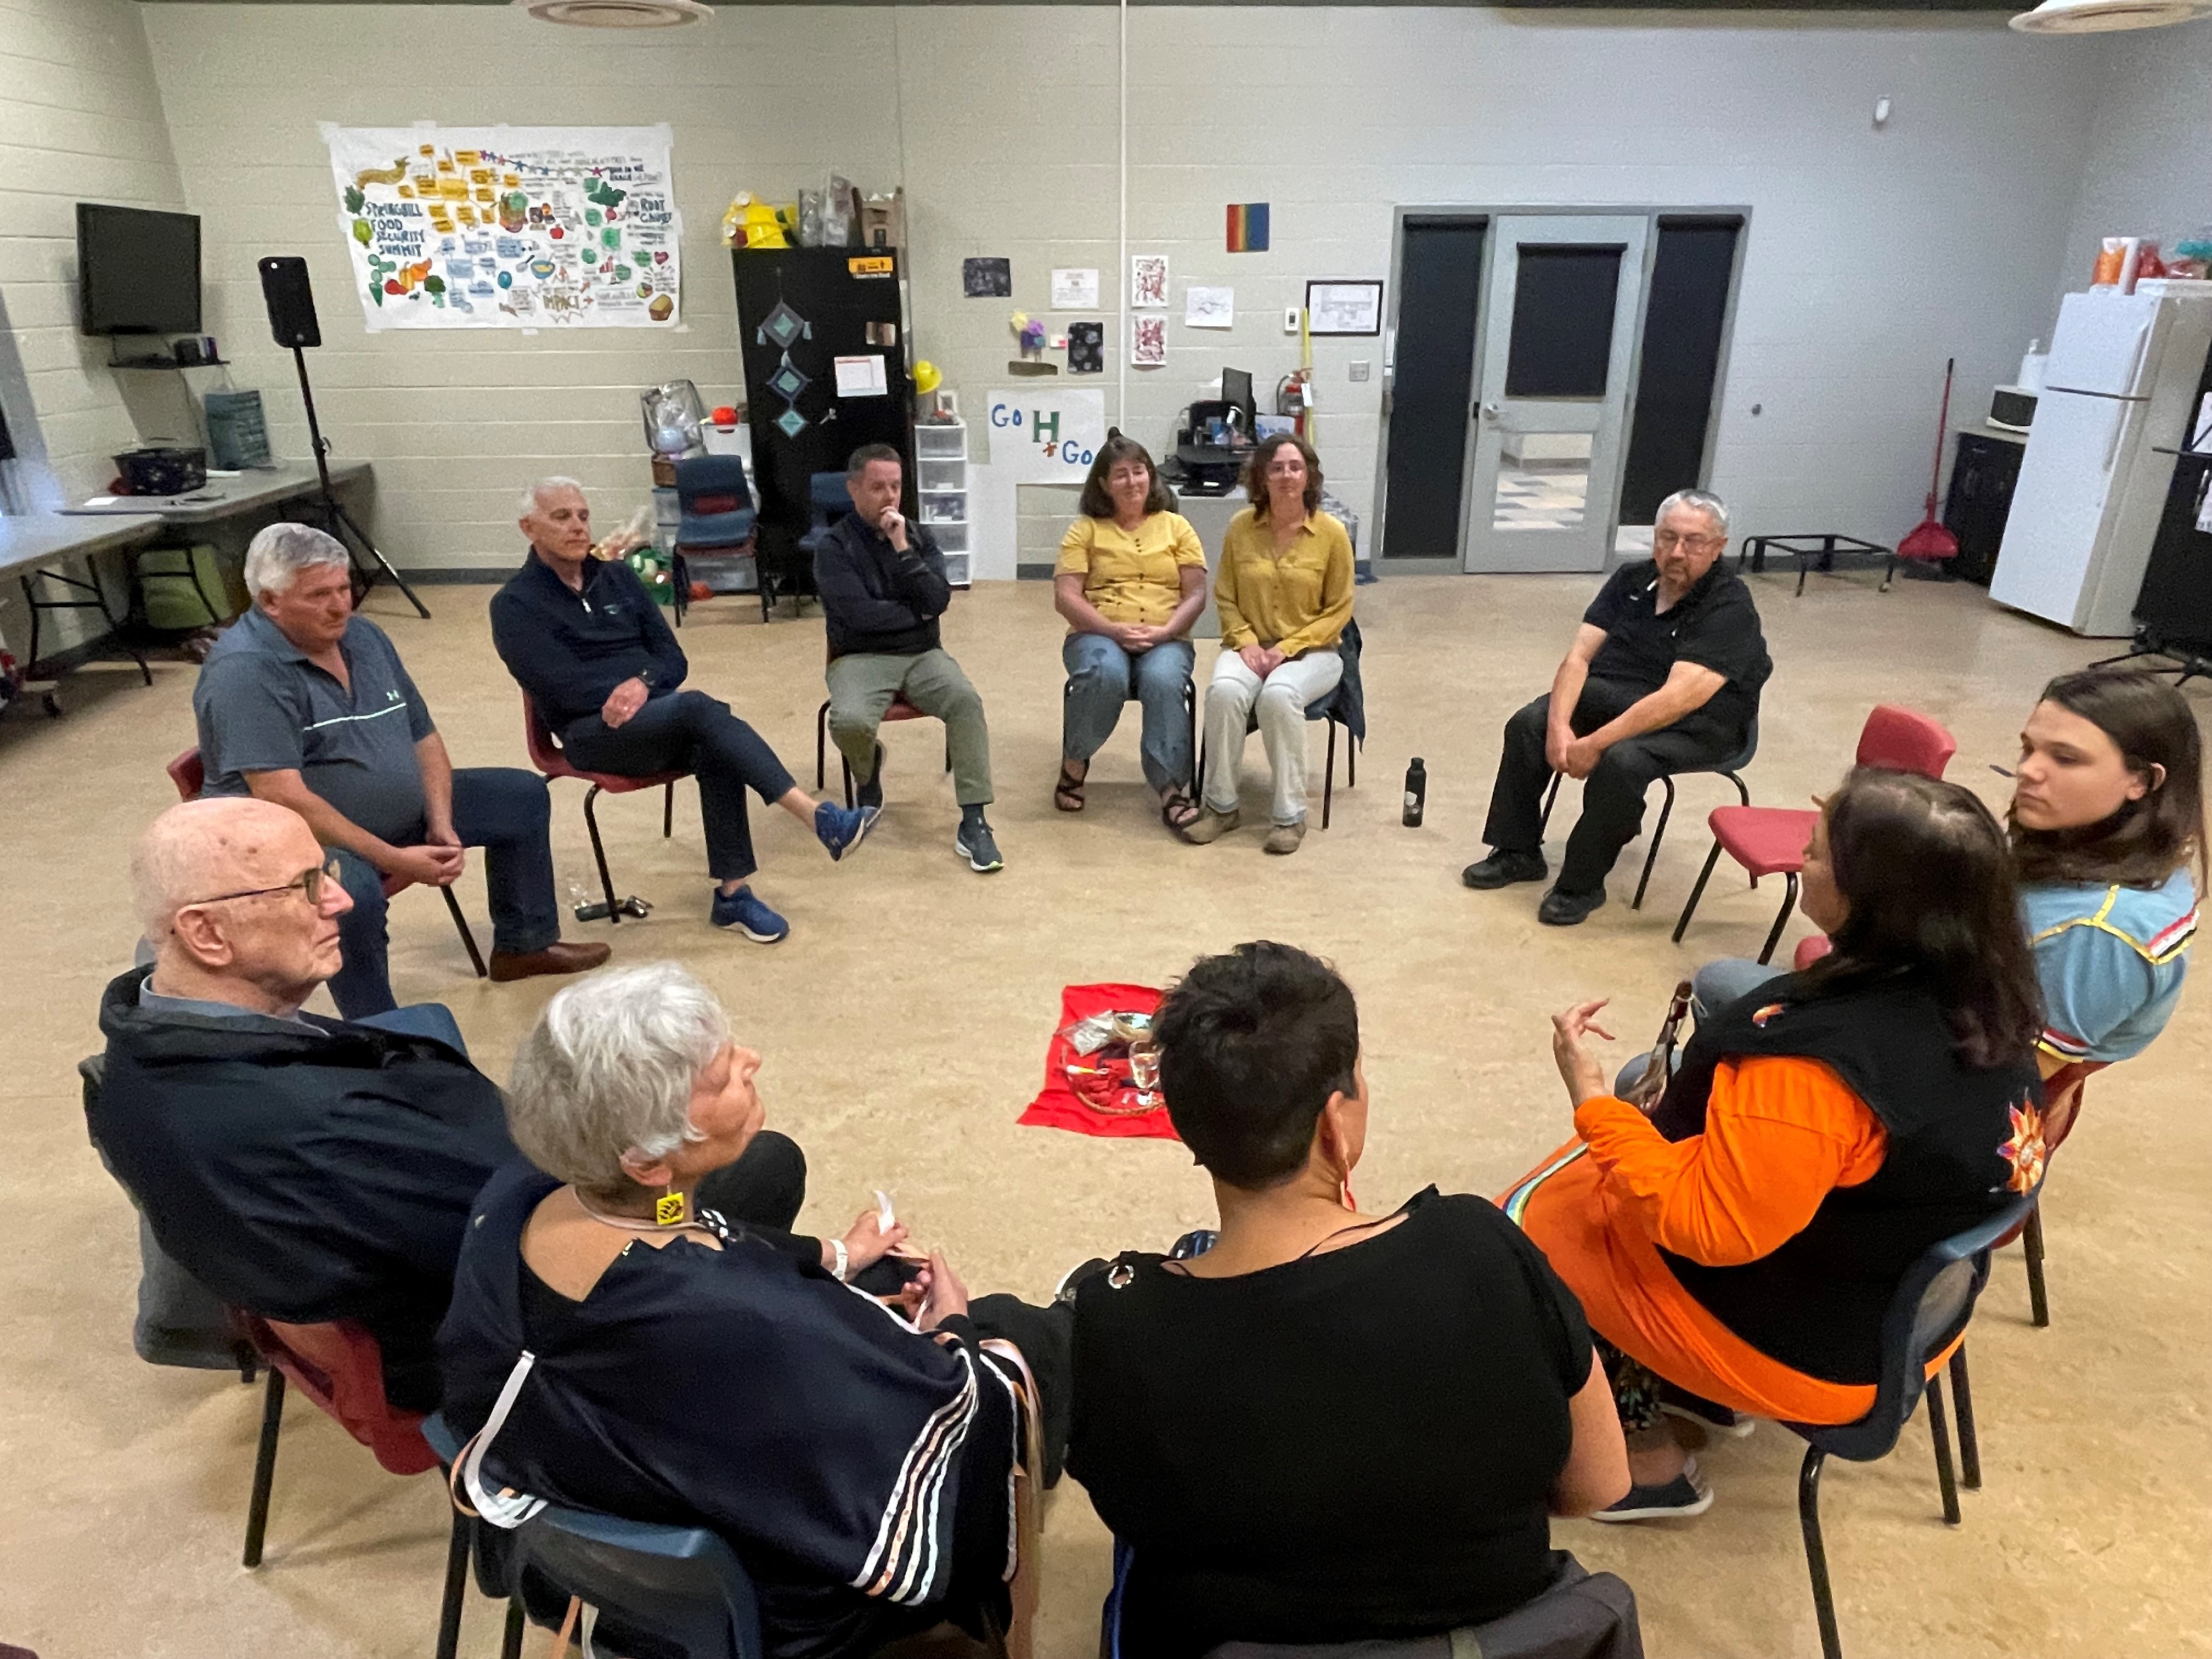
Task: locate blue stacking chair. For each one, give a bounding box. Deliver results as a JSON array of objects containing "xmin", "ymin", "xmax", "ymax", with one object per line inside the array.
[
  {"xmin": 424, "ymin": 1413, "xmax": 765, "ymax": 1659},
  {"xmin": 673, "ymin": 454, "xmax": 767, "ymax": 627},
  {"xmin": 793, "ymin": 469, "xmax": 855, "ymax": 563},
  {"xmin": 1785, "ymin": 1190, "xmax": 2038, "ymax": 1659}
]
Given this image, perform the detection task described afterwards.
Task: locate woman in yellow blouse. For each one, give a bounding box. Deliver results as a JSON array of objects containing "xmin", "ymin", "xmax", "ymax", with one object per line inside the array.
[
  {"xmin": 1182, "ymin": 433, "xmax": 1355, "ymax": 855},
  {"xmin": 1054, "ymin": 435, "xmax": 1209, "ymax": 825}
]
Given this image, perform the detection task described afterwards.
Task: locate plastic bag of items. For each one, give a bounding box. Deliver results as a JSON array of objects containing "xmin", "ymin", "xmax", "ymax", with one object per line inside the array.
[
  {"xmin": 720, "ymin": 193, "xmax": 794, "ymax": 251},
  {"xmin": 820, "ymin": 174, "xmax": 859, "ymax": 248}
]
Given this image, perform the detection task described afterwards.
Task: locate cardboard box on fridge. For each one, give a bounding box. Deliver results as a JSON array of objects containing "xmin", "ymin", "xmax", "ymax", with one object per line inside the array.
[{"xmin": 860, "ymin": 188, "xmax": 905, "ymax": 252}]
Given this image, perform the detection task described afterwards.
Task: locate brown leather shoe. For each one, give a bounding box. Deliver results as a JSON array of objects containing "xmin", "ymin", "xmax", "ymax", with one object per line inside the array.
[{"xmin": 488, "ymin": 940, "xmax": 611, "ymax": 983}]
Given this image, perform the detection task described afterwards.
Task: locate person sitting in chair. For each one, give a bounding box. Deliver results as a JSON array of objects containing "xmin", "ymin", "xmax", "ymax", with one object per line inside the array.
[
  {"xmin": 1053, "ymin": 433, "xmax": 1207, "ymax": 828},
  {"xmin": 1181, "ymin": 434, "xmax": 1355, "ymax": 856},
  {"xmin": 816, "ymin": 443, "xmax": 1003, "ymax": 873},
  {"xmin": 491, "ymin": 477, "xmax": 871, "ymax": 946},
  {"xmin": 1066, "ymin": 942, "xmax": 1631, "ymax": 1657},
  {"xmin": 1463, "ymin": 490, "xmax": 1769, "ymax": 926},
  {"xmin": 92, "ymin": 798, "xmax": 525, "ymax": 1410},
  {"xmin": 1508, "ymin": 770, "xmax": 2044, "ymax": 1521},
  {"xmin": 437, "ymin": 961, "xmax": 1070, "ymax": 1659},
  {"xmin": 192, "ymin": 522, "xmax": 607, "ymax": 1019}
]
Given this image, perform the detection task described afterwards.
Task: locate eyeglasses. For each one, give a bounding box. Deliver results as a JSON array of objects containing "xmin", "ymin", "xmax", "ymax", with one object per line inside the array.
[
  {"xmin": 1653, "ymin": 531, "xmax": 1725, "ymax": 551},
  {"xmin": 185, "ymin": 856, "xmax": 343, "ymax": 910}
]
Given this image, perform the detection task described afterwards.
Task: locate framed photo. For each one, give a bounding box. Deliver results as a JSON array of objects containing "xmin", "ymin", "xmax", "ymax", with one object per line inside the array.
[{"xmin": 1305, "ymin": 280, "xmax": 1383, "ymax": 337}]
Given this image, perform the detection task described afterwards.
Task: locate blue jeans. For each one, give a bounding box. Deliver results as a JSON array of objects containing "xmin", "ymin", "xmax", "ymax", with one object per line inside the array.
[
  {"xmin": 328, "ymin": 767, "xmax": 561, "ymax": 1019},
  {"xmin": 1062, "ymin": 633, "xmax": 1195, "ymax": 795}
]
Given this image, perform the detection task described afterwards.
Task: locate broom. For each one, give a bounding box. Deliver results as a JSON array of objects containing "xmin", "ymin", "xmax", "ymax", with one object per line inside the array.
[{"xmin": 1898, "ymin": 357, "xmax": 1960, "ymax": 564}]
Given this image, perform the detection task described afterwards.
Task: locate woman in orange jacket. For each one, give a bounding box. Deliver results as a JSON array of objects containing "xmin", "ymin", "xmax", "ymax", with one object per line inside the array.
[{"xmin": 1506, "ymin": 769, "xmax": 2047, "ymax": 1520}]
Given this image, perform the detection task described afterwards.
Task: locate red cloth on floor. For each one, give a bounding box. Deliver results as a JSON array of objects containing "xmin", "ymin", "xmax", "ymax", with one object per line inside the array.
[{"xmin": 1018, "ymin": 982, "xmax": 1181, "ymax": 1142}]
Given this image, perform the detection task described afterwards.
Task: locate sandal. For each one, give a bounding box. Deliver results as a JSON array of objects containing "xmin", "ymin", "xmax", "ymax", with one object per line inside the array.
[
  {"xmin": 1160, "ymin": 789, "xmax": 1201, "ymax": 833},
  {"xmin": 1055, "ymin": 761, "xmax": 1087, "ymax": 813}
]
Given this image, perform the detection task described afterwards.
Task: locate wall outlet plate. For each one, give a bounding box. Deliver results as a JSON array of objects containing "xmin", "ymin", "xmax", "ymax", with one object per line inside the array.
[
  {"xmin": 1283, "ymin": 307, "xmax": 1300, "ymax": 334},
  {"xmin": 1349, "ymin": 361, "xmax": 1370, "ymax": 382}
]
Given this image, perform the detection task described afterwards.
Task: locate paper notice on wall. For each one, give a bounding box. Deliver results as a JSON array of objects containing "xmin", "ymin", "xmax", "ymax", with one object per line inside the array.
[
  {"xmin": 1051, "ymin": 268, "xmax": 1099, "ymax": 310},
  {"xmin": 321, "ymin": 123, "xmax": 680, "ymax": 330},
  {"xmin": 985, "ymin": 387, "xmax": 1107, "ymax": 481},
  {"xmin": 834, "ymin": 354, "xmax": 889, "ymax": 397}
]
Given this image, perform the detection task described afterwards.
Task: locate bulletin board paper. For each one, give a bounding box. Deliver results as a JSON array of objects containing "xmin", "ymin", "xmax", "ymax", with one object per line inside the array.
[
  {"xmin": 985, "ymin": 388, "xmax": 1107, "ymax": 482},
  {"xmin": 322, "ymin": 123, "xmax": 680, "ymax": 330}
]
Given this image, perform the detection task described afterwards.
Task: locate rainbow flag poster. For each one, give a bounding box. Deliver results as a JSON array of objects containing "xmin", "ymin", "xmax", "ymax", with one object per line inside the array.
[{"xmin": 1226, "ymin": 202, "xmax": 1270, "ymax": 253}]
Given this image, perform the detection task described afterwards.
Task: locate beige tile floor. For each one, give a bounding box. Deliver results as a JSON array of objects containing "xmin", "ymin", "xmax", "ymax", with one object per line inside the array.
[{"xmin": 3, "ymin": 568, "xmax": 2208, "ymax": 1659}]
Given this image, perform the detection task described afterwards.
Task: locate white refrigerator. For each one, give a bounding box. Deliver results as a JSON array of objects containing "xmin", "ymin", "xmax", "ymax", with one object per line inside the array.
[{"xmin": 1990, "ymin": 285, "xmax": 2212, "ymax": 637}]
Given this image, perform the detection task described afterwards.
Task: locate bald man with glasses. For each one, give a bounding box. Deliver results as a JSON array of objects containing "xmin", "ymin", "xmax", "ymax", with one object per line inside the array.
[
  {"xmin": 1463, "ymin": 491, "xmax": 1771, "ymax": 928},
  {"xmin": 91, "ymin": 796, "xmax": 518, "ymax": 1409}
]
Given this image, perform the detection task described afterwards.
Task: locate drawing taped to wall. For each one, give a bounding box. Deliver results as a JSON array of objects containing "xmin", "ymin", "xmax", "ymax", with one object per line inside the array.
[
  {"xmin": 321, "ymin": 123, "xmax": 680, "ymax": 330},
  {"xmin": 1131, "ymin": 255, "xmax": 1169, "ymax": 309},
  {"xmin": 1305, "ymin": 280, "xmax": 1384, "ymax": 336},
  {"xmin": 1131, "ymin": 315, "xmax": 1166, "ymax": 367},
  {"xmin": 1185, "ymin": 286, "xmax": 1233, "ymax": 329},
  {"xmin": 963, "ymin": 256, "xmax": 1013, "ymax": 297},
  {"xmin": 1068, "ymin": 320, "xmax": 1104, "ymax": 374}
]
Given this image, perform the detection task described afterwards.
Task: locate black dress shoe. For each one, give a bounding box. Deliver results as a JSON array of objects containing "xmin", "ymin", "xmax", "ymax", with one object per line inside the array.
[
  {"xmin": 1462, "ymin": 849, "xmax": 1549, "ymax": 889},
  {"xmin": 1537, "ymin": 884, "xmax": 1609, "ymax": 926}
]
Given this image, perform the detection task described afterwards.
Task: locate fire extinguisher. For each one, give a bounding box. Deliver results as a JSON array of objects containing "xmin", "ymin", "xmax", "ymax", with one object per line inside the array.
[{"xmin": 1277, "ymin": 370, "xmax": 1312, "ymax": 438}]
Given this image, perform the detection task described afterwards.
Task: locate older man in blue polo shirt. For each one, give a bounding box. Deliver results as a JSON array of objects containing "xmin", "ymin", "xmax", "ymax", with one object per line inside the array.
[{"xmin": 192, "ymin": 523, "xmax": 607, "ymax": 1017}]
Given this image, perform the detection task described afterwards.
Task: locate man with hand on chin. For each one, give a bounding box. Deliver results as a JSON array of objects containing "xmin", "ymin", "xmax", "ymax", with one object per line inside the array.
[
  {"xmin": 1463, "ymin": 489, "xmax": 1769, "ymax": 927},
  {"xmin": 194, "ymin": 522, "xmax": 606, "ymax": 1019},
  {"xmin": 816, "ymin": 444, "xmax": 1002, "ymax": 873},
  {"xmin": 492, "ymin": 477, "xmax": 872, "ymax": 946}
]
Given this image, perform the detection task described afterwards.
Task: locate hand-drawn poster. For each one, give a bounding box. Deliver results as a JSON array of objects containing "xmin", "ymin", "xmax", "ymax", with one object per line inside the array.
[
  {"xmin": 1131, "ymin": 315, "xmax": 1167, "ymax": 367},
  {"xmin": 321, "ymin": 123, "xmax": 680, "ymax": 329},
  {"xmin": 1130, "ymin": 255, "xmax": 1169, "ymax": 309}
]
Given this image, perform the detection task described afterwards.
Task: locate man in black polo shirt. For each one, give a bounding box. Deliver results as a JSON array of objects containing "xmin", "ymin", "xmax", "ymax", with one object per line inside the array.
[
  {"xmin": 1464, "ymin": 490, "xmax": 1770, "ymax": 926},
  {"xmin": 194, "ymin": 523, "xmax": 607, "ymax": 1018}
]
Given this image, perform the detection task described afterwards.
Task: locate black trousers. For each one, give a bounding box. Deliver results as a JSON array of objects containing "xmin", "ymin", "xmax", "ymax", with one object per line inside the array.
[
  {"xmin": 1482, "ymin": 677, "xmax": 1747, "ymax": 896},
  {"xmin": 561, "ymin": 690, "xmax": 800, "ymax": 884}
]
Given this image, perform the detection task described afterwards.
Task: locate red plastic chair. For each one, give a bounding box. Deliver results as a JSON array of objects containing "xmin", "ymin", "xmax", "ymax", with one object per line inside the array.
[
  {"xmin": 813, "ymin": 691, "xmax": 951, "ymax": 808},
  {"xmin": 523, "ymin": 697, "xmax": 686, "ymax": 924},
  {"xmin": 1672, "ymin": 705, "xmax": 1956, "ymax": 964},
  {"xmin": 166, "ymin": 748, "xmax": 486, "ymax": 979}
]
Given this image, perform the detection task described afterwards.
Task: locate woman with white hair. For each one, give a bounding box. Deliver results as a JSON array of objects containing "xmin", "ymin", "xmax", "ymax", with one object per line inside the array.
[{"xmin": 437, "ymin": 961, "xmax": 1071, "ymax": 1658}]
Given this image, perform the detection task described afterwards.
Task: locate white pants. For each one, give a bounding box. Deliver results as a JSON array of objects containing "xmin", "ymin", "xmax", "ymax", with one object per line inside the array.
[{"xmin": 1201, "ymin": 648, "xmax": 1344, "ymax": 826}]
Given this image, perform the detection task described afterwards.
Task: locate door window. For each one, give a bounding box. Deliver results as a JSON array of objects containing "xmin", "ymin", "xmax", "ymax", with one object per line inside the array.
[{"xmin": 1504, "ymin": 245, "xmax": 1626, "ymax": 399}]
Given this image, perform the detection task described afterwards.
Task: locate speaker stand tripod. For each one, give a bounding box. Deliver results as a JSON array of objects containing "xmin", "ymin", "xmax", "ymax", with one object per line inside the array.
[
  {"xmin": 2090, "ymin": 626, "xmax": 2212, "ymax": 689},
  {"xmin": 291, "ymin": 345, "xmax": 428, "ymax": 619}
]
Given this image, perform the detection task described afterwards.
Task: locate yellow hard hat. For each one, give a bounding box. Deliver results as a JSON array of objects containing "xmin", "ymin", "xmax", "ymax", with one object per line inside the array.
[{"xmin": 914, "ymin": 359, "xmax": 943, "ymax": 394}]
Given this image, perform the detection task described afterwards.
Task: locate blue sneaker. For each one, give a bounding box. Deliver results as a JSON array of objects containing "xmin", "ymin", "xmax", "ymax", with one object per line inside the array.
[
  {"xmin": 710, "ymin": 885, "xmax": 789, "ymax": 943},
  {"xmin": 815, "ymin": 801, "xmax": 876, "ymax": 862}
]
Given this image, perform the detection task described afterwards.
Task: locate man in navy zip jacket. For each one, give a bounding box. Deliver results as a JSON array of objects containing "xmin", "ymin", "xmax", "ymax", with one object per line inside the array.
[{"xmin": 492, "ymin": 478, "xmax": 873, "ymax": 944}]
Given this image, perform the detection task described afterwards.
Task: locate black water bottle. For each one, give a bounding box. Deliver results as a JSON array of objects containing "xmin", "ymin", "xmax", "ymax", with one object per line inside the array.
[{"xmin": 1402, "ymin": 757, "xmax": 1426, "ymax": 827}]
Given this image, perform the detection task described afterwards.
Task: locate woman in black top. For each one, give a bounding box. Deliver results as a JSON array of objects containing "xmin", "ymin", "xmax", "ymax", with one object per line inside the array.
[
  {"xmin": 1066, "ymin": 943, "xmax": 1630, "ymax": 1657},
  {"xmin": 437, "ymin": 961, "xmax": 1071, "ymax": 1659}
]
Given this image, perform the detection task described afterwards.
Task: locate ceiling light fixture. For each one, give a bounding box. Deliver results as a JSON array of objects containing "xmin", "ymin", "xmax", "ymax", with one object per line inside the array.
[
  {"xmin": 512, "ymin": 0, "xmax": 712, "ymax": 27},
  {"xmin": 2010, "ymin": 0, "xmax": 2211, "ymax": 32}
]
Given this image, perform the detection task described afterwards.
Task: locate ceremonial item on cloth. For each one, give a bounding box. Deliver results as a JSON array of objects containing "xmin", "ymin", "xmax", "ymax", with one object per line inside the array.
[
  {"xmin": 1018, "ymin": 983, "xmax": 1181, "ymax": 1142},
  {"xmin": 1621, "ymin": 980, "xmax": 1695, "ymax": 1115}
]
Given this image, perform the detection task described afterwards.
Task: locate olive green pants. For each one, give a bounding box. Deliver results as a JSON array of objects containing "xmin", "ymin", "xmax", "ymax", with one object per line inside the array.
[{"xmin": 826, "ymin": 648, "xmax": 994, "ymax": 807}]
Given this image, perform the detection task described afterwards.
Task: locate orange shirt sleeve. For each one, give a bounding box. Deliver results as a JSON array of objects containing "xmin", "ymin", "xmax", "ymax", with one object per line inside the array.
[{"xmin": 1570, "ymin": 1056, "xmax": 1888, "ymax": 1268}]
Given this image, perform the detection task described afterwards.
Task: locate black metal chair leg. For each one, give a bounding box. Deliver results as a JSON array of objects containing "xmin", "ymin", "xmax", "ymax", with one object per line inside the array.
[
  {"xmin": 435, "ymin": 1509, "xmax": 471, "ymax": 1659},
  {"xmin": 1949, "ymin": 1347, "xmax": 1980, "ymax": 1491},
  {"xmin": 1926, "ymin": 1373, "xmax": 1962, "ymax": 1526},
  {"xmin": 500, "ymin": 1597, "xmax": 526, "ymax": 1659},
  {"xmin": 2023, "ymin": 1201, "xmax": 2050, "ymax": 1328},
  {"xmin": 440, "ymin": 888, "xmax": 488, "ymax": 979},
  {"xmin": 582, "ymin": 785, "xmax": 623, "ymax": 925},
  {"xmin": 1799, "ymin": 1445, "xmax": 1843, "ymax": 1659},
  {"xmin": 815, "ymin": 699, "xmax": 831, "ymax": 791},
  {"xmin": 1728, "ymin": 770, "xmax": 1751, "ymax": 808},
  {"xmin": 1673, "ymin": 840, "xmax": 1724, "ymax": 944},
  {"xmin": 1633, "ymin": 777, "xmax": 1675, "ymax": 911},
  {"xmin": 1323, "ymin": 719, "xmax": 1336, "ymax": 830},
  {"xmin": 1757, "ymin": 872, "xmax": 1800, "ymax": 965},
  {"xmin": 243, "ymin": 1366, "xmax": 286, "ymax": 1568},
  {"xmin": 1346, "ymin": 725, "xmax": 1356, "ymax": 787},
  {"xmin": 663, "ymin": 781, "xmax": 675, "ymax": 839},
  {"xmin": 1185, "ymin": 681, "xmax": 1199, "ymax": 794}
]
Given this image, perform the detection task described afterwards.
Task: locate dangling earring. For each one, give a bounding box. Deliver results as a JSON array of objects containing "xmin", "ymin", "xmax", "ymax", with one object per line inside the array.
[{"xmin": 653, "ymin": 1188, "xmax": 688, "ymax": 1227}]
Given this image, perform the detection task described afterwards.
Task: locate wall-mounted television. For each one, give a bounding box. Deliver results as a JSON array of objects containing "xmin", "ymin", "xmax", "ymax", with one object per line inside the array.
[{"xmin": 77, "ymin": 203, "xmax": 202, "ymax": 336}]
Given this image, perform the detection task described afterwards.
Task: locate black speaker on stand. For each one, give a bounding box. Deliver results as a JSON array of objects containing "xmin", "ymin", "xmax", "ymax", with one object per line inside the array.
[{"xmin": 256, "ymin": 256, "xmax": 427, "ymax": 619}]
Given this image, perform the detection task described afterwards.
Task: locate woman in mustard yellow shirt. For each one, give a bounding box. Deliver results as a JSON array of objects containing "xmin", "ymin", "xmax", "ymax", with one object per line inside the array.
[
  {"xmin": 1182, "ymin": 433, "xmax": 1355, "ymax": 856},
  {"xmin": 1054, "ymin": 435, "xmax": 1209, "ymax": 826}
]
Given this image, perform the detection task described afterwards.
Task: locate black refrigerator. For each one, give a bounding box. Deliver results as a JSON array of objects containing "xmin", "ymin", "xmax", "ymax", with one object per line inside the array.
[{"xmin": 732, "ymin": 247, "xmax": 916, "ymax": 595}]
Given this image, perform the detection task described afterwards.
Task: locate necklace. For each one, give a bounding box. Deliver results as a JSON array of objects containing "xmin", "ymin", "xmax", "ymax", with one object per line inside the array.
[{"xmin": 573, "ymin": 1191, "xmax": 714, "ymax": 1238}]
